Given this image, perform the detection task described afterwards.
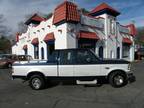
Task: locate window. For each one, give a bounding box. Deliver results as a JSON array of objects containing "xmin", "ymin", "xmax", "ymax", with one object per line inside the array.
[
  {"xmin": 59, "ymin": 50, "xmax": 75, "ymax": 65},
  {"xmin": 24, "ymin": 49, "xmax": 28, "ymax": 55},
  {"xmin": 117, "ymin": 47, "xmax": 120, "ymax": 59},
  {"xmin": 34, "ymin": 45, "xmax": 39, "ymax": 59},
  {"xmin": 78, "ymin": 39, "xmax": 96, "ymax": 52},
  {"xmin": 99, "ymin": 46, "xmax": 103, "ymax": 58},
  {"xmin": 109, "ymin": 19, "xmax": 115, "ymax": 35},
  {"xmin": 48, "ymin": 51, "xmax": 58, "ymax": 62},
  {"xmin": 122, "ymin": 44, "xmax": 130, "ymax": 58},
  {"xmin": 76, "ymin": 50, "xmax": 98, "ymax": 64},
  {"xmin": 41, "ymin": 47, "xmax": 44, "ymax": 60}
]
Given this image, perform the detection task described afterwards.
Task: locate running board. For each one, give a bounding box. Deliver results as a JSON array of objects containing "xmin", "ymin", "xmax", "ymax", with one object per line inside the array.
[{"xmin": 76, "ymin": 80, "xmax": 97, "ymax": 85}]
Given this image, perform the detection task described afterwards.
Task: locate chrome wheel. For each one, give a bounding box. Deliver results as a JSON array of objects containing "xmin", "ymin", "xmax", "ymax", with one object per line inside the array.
[
  {"xmin": 109, "ymin": 71, "xmax": 128, "ymax": 88},
  {"xmin": 31, "ymin": 78, "xmax": 42, "ymax": 89},
  {"xmin": 114, "ymin": 75, "xmax": 124, "ymax": 86},
  {"xmin": 8, "ymin": 64, "xmax": 12, "ymax": 68}
]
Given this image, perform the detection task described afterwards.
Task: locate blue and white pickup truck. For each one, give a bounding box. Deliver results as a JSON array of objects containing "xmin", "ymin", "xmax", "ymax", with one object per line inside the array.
[{"xmin": 12, "ymin": 49, "xmax": 135, "ymax": 90}]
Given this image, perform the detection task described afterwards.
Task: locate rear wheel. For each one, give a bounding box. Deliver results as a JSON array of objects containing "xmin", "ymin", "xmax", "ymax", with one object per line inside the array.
[
  {"xmin": 29, "ymin": 75, "xmax": 46, "ymax": 90},
  {"xmin": 7, "ymin": 63, "xmax": 12, "ymax": 68},
  {"xmin": 109, "ymin": 71, "xmax": 128, "ymax": 88}
]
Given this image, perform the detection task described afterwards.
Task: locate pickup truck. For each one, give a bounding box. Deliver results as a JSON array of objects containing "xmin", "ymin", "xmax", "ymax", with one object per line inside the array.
[{"xmin": 12, "ymin": 49, "xmax": 135, "ymax": 90}]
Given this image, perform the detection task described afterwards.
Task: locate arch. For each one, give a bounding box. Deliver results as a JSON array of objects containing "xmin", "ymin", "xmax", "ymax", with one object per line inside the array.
[
  {"xmin": 99, "ymin": 46, "xmax": 104, "ymax": 58},
  {"xmin": 41, "ymin": 47, "xmax": 44, "ymax": 60}
]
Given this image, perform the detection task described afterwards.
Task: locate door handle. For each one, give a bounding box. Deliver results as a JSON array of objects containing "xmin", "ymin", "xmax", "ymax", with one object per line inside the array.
[{"xmin": 105, "ymin": 67, "xmax": 110, "ymax": 69}]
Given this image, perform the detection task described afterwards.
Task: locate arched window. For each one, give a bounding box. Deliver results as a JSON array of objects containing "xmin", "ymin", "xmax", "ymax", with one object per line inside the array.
[
  {"xmin": 34, "ymin": 45, "xmax": 39, "ymax": 59},
  {"xmin": 117, "ymin": 47, "xmax": 120, "ymax": 59},
  {"xmin": 99, "ymin": 46, "xmax": 103, "ymax": 58},
  {"xmin": 24, "ymin": 49, "xmax": 27, "ymax": 55},
  {"xmin": 41, "ymin": 47, "xmax": 44, "ymax": 60}
]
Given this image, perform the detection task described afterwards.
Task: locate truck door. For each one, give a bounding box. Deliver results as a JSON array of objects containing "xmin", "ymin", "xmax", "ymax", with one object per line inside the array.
[
  {"xmin": 58, "ymin": 50, "xmax": 75, "ymax": 76},
  {"xmin": 74, "ymin": 49, "xmax": 100, "ymax": 76}
]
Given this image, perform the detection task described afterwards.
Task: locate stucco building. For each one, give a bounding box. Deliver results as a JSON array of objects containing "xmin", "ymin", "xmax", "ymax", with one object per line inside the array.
[{"xmin": 12, "ymin": 1, "xmax": 136, "ymax": 61}]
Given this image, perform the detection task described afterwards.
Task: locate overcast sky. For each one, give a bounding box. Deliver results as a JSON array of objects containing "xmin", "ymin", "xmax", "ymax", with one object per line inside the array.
[{"xmin": 0, "ymin": 0, "xmax": 144, "ymax": 33}]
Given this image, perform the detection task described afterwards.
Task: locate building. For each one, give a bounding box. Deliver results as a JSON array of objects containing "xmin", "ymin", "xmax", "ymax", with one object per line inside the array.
[{"xmin": 12, "ymin": 1, "xmax": 137, "ymax": 61}]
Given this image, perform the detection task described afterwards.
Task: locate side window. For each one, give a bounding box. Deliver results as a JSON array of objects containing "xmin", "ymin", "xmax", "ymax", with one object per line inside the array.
[
  {"xmin": 59, "ymin": 50, "xmax": 75, "ymax": 65},
  {"xmin": 76, "ymin": 50, "xmax": 98, "ymax": 64},
  {"xmin": 48, "ymin": 51, "xmax": 58, "ymax": 62}
]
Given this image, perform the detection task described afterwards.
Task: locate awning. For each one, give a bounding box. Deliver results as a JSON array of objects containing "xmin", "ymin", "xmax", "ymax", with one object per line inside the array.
[
  {"xmin": 23, "ymin": 45, "xmax": 27, "ymax": 50},
  {"xmin": 122, "ymin": 38, "xmax": 132, "ymax": 44},
  {"xmin": 44, "ymin": 33, "xmax": 55, "ymax": 42},
  {"xmin": 31, "ymin": 38, "xmax": 39, "ymax": 45},
  {"xmin": 78, "ymin": 31, "xmax": 99, "ymax": 40}
]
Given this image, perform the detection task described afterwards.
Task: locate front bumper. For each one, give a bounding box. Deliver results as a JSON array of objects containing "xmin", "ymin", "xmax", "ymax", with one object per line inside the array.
[{"xmin": 127, "ymin": 73, "xmax": 136, "ymax": 83}]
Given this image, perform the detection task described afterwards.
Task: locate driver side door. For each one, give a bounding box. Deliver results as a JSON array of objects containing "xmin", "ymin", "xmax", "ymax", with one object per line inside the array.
[{"xmin": 74, "ymin": 49, "xmax": 101, "ymax": 77}]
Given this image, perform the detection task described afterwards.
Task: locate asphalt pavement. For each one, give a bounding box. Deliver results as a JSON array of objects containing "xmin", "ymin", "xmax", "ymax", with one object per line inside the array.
[{"xmin": 0, "ymin": 61, "xmax": 144, "ymax": 108}]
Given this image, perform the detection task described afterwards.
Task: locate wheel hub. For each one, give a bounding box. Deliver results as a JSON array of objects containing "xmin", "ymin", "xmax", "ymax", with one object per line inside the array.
[
  {"xmin": 32, "ymin": 78, "xmax": 41, "ymax": 89},
  {"xmin": 114, "ymin": 75, "xmax": 124, "ymax": 85}
]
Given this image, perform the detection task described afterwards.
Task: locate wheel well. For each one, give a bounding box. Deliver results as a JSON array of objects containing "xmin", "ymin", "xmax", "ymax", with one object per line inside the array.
[
  {"xmin": 27, "ymin": 72, "xmax": 45, "ymax": 80},
  {"xmin": 107, "ymin": 70, "xmax": 127, "ymax": 80}
]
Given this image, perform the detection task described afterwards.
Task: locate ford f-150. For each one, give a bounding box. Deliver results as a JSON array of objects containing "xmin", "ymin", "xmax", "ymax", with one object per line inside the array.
[{"xmin": 12, "ymin": 49, "xmax": 135, "ymax": 90}]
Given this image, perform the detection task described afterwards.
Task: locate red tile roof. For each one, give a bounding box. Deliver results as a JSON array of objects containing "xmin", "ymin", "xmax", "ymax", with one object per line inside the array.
[
  {"xmin": 23, "ymin": 45, "xmax": 27, "ymax": 49},
  {"xmin": 90, "ymin": 3, "xmax": 120, "ymax": 16},
  {"xmin": 78, "ymin": 31, "xmax": 99, "ymax": 40},
  {"xmin": 44, "ymin": 32, "xmax": 55, "ymax": 42},
  {"xmin": 25, "ymin": 14, "xmax": 45, "ymax": 25},
  {"xmin": 53, "ymin": 1, "xmax": 80, "ymax": 25},
  {"xmin": 126, "ymin": 24, "xmax": 137, "ymax": 36},
  {"xmin": 122, "ymin": 38, "xmax": 132, "ymax": 44},
  {"xmin": 31, "ymin": 38, "xmax": 39, "ymax": 45}
]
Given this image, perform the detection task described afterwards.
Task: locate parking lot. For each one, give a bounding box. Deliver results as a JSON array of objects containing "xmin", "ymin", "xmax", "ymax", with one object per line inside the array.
[{"xmin": 0, "ymin": 61, "xmax": 144, "ymax": 108}]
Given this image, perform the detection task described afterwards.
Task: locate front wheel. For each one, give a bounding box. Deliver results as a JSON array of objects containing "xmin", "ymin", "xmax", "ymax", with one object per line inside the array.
[
  {"xmin": 109, "ymin": 71, "xmax": 128, "ymax": 88},
  {"xmin": 29, "ymin": 75, "xmax": 46, "ymax": 90}
]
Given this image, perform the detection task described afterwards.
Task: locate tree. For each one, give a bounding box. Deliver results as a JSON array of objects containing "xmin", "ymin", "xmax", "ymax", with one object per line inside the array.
[
  {"xmin": 135, "ymin": 27, "xmax": 144, "ymax": 45},
  {"xmin": 0, "ymin": 14, "xmax": 11, "ymax": 36},
  {"xmin": 0, "ymin": 36, "xmax": 11, "ymax": 53},
  {"xmin": 0, "ymin": 14, "xmax": 12, "ymax": 53}
]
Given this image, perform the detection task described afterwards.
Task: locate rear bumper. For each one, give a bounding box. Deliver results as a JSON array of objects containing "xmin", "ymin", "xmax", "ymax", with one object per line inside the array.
[{"xmin": 127, "ymin": 73, "xmax": 136, "ymax": 83}]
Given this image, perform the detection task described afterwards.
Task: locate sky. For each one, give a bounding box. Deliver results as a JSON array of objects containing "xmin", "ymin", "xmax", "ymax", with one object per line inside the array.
[{"xmin": 0, "ymin": 0, "xmax": 144, "ymax": 33}]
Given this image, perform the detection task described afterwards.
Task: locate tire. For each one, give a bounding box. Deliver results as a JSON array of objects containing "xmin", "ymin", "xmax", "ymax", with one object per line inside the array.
[
  {"xmin": 7, "ymin": 63, "xmax": 12, "ymax": 68},
  {"xmin": 29, "ymin": 75, "xmax": 46, "ymax": 90},
  {"xmin": 109, "ymin": 71, "xmax": 128, "ymax": 88}
]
